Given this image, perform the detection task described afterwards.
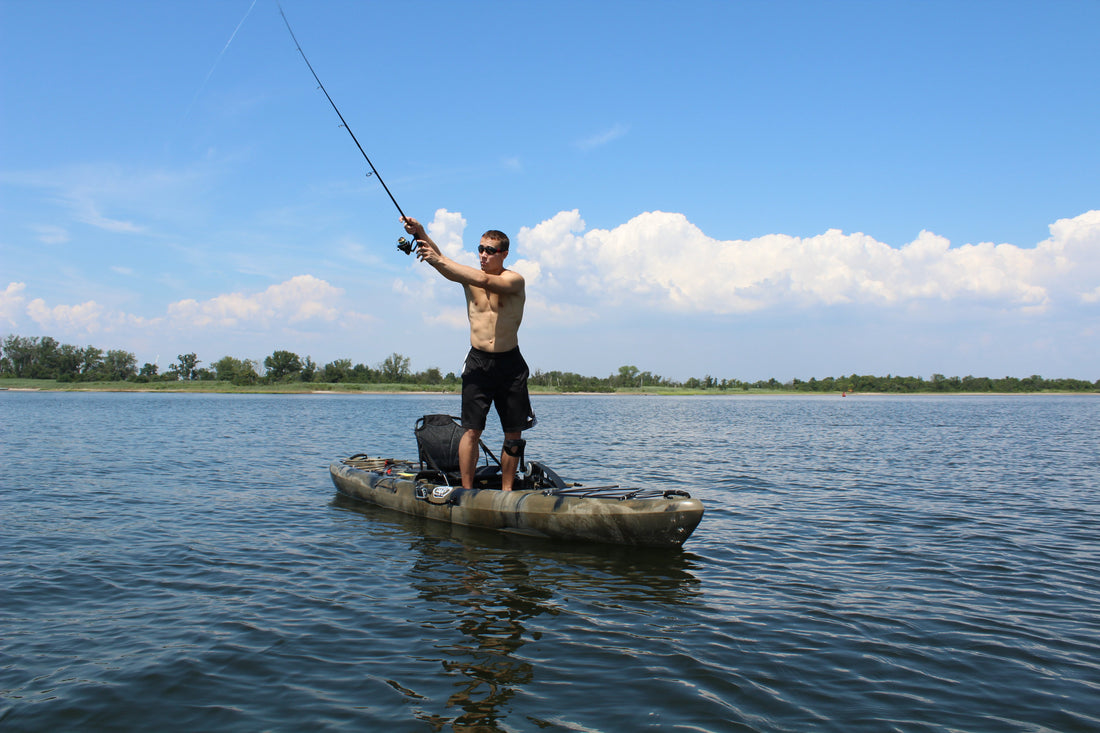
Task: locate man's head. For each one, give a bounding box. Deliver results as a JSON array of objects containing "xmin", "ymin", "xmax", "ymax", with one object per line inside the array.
[{"xmin": 478, "ymin": 230, "xmax": 510, "ymax": 272}]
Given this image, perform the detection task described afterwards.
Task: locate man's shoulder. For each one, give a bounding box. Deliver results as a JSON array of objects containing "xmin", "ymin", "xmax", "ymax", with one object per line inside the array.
[{"xmin": 485, "ymin": 267, "xmax": 525, "ymax": 292}]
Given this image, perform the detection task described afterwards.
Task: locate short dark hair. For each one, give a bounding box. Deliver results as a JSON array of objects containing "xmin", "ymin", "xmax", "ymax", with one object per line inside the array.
[{"xmin": 481, "ymin": 230, "xmax": 509, "ymax": 251}]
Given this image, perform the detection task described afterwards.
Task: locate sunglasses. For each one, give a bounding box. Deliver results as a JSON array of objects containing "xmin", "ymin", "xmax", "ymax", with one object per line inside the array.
[{"xmin": 477, "ymin": 244, "xmax": 507, "ymax": 255}]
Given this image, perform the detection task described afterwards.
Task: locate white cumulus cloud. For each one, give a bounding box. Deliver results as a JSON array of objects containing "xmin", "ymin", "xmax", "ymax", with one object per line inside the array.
[
  {"xmin": 27, "ymin": 298, "xmax": 109, "ymax": 333},
  {"xmin": 1, "ymin": 282, "xmax": 28, "ymax": 327},
  {"xmin": 426, "ymin": 208, "xmax": 469, "ymax": 261},
  {"xmin": 515, "ymin": 209, "xmax": 1100, "ymax": 315},
  {"xmin": 166, "ymin": 275, "xmax": 346, "ymax": 328}
]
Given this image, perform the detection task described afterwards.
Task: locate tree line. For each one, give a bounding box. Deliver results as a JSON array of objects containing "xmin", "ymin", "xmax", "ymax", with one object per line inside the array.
[
  {"xmin": 531, "ymin": 366, "xmax": 1098, "ymax": 393},
  {"xmin": 0, "ymin": 335, "xmax": 451, "ymax": 386},
  {"xmin": 2, "ymin": 334, "xmax": 1097, "ymax": 392}
]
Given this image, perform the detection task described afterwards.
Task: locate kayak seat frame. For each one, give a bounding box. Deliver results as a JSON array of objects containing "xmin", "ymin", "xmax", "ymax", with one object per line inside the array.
[
  {"xmin": 412, "ymin": 415, "xmax": 570, "ymax": 493},
  {"xmin": 414, "ymin": 414, "xmax": 501, "ymax": 488}
]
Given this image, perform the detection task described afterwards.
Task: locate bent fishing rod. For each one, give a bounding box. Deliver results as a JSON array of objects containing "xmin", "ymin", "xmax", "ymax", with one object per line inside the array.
[{"xmin": 278, "ymin": 3, "xmax": 417, "ymax": 255}]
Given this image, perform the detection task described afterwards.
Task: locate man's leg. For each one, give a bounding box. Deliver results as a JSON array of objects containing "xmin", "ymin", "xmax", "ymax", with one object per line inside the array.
[
  {"xmin": 500, "ymin": 431, "xmax": 522, "ymax": 491},
  {"xmin": 459, "ymin": 428, "xmax": 482, "ymax": 489}
]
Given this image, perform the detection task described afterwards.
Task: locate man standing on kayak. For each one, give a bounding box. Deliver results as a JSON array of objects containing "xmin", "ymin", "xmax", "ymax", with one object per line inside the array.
[{"xmin": 402, "ymin": 216, "xmax": 536, "ymax": 491}]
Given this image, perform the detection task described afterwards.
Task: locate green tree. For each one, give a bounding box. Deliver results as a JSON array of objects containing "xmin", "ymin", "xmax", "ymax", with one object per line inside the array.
[
  {"xmin": 616, "ymin": 365, "xmax": 640, "ymax": 387},
  {"xmin": 319, "ymin": 358, "xmax": 349, "ymax": 382},
  {"xmin": 213, "ymin": 356, "xmax": 237, "ymax": 381},
  {"xmin": 417, "ymin": 366, "xmax": 443, "ymax": 384},
  {"xmin": 1, "ymin": 334, "xmax": 36, "ymax": 376},
  {"xmin": 175, "ymin": 353, "xmax": 200, "ymax": 381},
  {"xmin": 102, "ymin": 349, "xmax": 138, "ymax": 381},
  {"xmin": 33, "ymin": 336, "xmax": 60, "ymax": 378},
  {"xmin": 301, "ymin": 356, "xmax": 317, "ymax": 382},
  {"xmin": 55, "ymin": 344, "xmax": 82, "ymax": 380},
  {"xmin": 236, "ymin": 360, "xmax": 260, "ymax": 385},
  {"xmin": 213, "ymin": 356, "xmax": 253, "ymax": 382},
  {"xmin": 264, "ymin": 350, "xmax": 303, "ymax": 381},
  {"xmin": 961, "ymin": 375, "xmax": 992, "ymax": 392},
  {"xmin": 350, "ymin": 363, "xmax": 377, "ymax": 382},
  {"xmin": 380, "ymin": 353, "xmax": 411, "ymax": 382},
  {"xmin": 80, "ymin": 346, "xmax": 104, "ymax": 379},
  {"xmin": 1020, "ymin": 374, "xmax": 1044, "ymax": 392}
]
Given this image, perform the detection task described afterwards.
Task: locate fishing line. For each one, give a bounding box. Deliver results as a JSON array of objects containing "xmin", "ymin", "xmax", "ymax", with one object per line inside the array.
[
  {"xmin": 184, "ymin": 0, "xmax": 259, "ymax": 119},
  {"xmin": 277, "ymin": 2, "xmax": 409, "ymax": 229}
]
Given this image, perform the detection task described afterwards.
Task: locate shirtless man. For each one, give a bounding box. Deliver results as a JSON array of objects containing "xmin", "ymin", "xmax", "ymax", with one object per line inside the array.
[{"xmin": 402, "ymin": 217, "xmax": 535, "ymax": 490}]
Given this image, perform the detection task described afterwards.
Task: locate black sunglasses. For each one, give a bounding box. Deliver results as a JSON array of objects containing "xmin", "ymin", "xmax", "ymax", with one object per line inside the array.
[{"xmin": 477, "ymin": 244, "xmax": 507, "ymax": 255}]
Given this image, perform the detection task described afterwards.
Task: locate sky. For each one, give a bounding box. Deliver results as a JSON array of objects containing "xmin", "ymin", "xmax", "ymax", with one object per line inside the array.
[{"xmin": 1, "ymin": 0, "xmax": 1098, "ymax": 382}]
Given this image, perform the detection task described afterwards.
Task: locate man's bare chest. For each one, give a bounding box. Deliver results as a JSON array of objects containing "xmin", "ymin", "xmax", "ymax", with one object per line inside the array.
[{"xmin": 465, "ymin": 287, "xmax": 507, "ymax": 314}]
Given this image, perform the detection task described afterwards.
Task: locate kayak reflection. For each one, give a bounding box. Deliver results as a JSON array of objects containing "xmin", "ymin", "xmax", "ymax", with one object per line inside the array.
[{"xmin": 331, "ymin": 494, "xmax": 703, "ymax": 729}]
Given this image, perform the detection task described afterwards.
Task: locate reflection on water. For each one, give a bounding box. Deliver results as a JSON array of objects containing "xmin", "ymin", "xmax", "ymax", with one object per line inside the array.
[
  {"xmin": 330, "ymin": 494, "xmax": 703, "ymax": 603},
  {"xmin": 410, "ymin": 543, "xmax": 540, "ymax": 729},
  {"xmin": 332, "ymin": 494, "xmax": 703, "ymax": 730}
]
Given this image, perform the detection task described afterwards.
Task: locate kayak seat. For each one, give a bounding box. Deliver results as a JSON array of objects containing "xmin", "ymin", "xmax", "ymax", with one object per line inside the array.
[{"xmin": 414, "ymin": 414, "xmax": 500, "ymax": 486}]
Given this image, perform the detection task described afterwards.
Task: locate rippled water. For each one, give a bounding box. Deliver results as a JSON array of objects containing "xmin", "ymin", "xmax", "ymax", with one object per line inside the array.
[{"xmin": 2, "ymin": 391, "xmax": 1098, "ymax": 731}]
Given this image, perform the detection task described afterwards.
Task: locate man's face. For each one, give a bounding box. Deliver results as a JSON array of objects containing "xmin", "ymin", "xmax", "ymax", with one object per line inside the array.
[{"xmin": 478, "ymin": 237, "xmax": 507, "ymax": 272}]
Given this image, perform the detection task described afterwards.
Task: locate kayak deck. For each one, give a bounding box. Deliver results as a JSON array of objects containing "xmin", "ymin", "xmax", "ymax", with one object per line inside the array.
[{"xmin": 330, "ymin": 458, "xmax": 704, "ymax": 548}]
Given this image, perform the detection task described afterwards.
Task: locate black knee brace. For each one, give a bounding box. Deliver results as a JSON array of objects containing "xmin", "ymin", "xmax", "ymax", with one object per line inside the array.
[{"xmin": 503, "ymin": 438, "xmax": 526, "ymax": 458}]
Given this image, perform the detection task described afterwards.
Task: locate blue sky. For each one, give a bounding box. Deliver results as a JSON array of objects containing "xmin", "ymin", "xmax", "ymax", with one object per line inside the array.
[{"xmin": 2, "ymin": 0, "xmax": 1098, "ymax": 382}]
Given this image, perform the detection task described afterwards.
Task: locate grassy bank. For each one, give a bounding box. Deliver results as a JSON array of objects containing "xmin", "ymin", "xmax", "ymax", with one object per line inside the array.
[
  {"xmin": 4, "ymin": 378, "xmax": 1094, "ymax": 396},
  {"xmin": 0, "ymin": 378, "xmax": 445, "ymax": 394},
  {"xmin": 0, "ymin": 378, "xmax": 792, "ymax": 396}
]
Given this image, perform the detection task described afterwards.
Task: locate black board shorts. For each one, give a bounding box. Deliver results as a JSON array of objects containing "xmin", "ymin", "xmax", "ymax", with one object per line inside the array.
[{"xmin": 461, "ymin": 347, "xmax": 536, "ymax": 433}]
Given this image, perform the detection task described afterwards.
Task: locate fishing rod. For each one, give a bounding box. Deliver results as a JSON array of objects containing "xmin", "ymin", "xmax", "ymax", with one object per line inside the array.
[{"xmin": 277, "ymin": 3, "xmax": 416, "ymax": 255}]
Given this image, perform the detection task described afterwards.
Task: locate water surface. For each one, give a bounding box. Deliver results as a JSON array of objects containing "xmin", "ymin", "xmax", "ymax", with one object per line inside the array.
[{"xmin": 2, "ymin": 392, "xmax": 1098, "ymax": 731}]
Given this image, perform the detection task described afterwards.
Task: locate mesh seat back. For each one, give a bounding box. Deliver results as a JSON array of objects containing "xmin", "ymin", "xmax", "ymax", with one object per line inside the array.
[{"xmin": 415, "ymin": 414, "xmax": 464, "ymax": 473}]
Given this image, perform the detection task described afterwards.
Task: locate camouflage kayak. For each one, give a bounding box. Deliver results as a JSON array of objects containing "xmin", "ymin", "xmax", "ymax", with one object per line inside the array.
[{"xmin": 329, "ymin": 456, "xmax": 704, "ymax": 548}]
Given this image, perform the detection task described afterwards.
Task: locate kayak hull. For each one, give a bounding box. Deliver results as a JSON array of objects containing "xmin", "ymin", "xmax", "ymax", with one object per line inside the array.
[{"xmin": 329, "ymin": 461, "xmax": 704, "ymax": 548}]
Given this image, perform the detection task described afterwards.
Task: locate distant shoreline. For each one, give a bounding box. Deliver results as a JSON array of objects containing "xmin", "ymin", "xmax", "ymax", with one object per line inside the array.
[{"xmin": 2, "ymin": 380, "xmax": 1096, "ymax": 397}]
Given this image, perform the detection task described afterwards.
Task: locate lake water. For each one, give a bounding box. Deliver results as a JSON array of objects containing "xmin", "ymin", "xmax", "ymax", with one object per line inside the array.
[{"xmin": 2, "ymin": 391, "xmax": 1098, "ymax": 731}]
